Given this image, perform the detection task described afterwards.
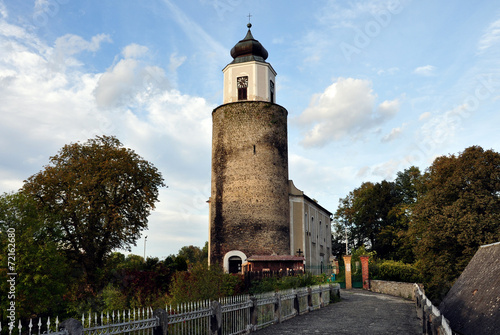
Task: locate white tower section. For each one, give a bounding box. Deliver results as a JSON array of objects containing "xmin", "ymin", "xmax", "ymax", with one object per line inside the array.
[{"xmin": 222, "ymin": 23, "xmax": 277, "ymax": 104}]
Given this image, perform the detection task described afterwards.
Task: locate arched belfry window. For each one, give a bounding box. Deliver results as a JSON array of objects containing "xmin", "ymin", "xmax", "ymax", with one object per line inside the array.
[{"xmin": 237, "ymin": 76, "xmax": 248, "ymax": 100}]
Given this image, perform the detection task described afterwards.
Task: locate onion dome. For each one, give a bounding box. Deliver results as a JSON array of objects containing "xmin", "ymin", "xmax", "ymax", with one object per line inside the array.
[{"xmin": 230, "ymin": 23, "xmax": 268, "ymax": 63}]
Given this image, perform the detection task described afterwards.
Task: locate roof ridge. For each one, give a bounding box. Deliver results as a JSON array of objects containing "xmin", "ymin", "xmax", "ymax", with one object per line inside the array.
[{"xmin": 480, "ymin": 241, "xmax": 500, "ymax": 248}]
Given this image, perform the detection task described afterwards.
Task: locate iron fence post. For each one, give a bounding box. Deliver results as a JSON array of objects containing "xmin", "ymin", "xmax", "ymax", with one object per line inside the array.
[
  {"xmin": 274, "ymin": 293, "xmax": 282, "ymax": 323},
  {"xmin": 249, "ymin": 296, "xmax": 258, "ymax": 331},
  {"xmin": 294, "ymin": 291, "xmax": 300, "ymax": 315},
  {"xmin": 210, "ymin": 300, "xmax": 222, "ymax": 335},
  {"xmin": 307, "ymin": 287, "xmax": 313, "ymax": 312},
  {"xmin": 153, "ymin": 308, "xmax": 167, "ymax": 335},
  {"xmin": 59, "ymin": 318, "xmax": 82, "ymax": 335}
]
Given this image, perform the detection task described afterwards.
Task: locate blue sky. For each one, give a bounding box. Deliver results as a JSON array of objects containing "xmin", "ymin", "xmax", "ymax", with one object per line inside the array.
[{"xmin": 1, "ymin": 0, "xmax": 500, "ymax": 259}]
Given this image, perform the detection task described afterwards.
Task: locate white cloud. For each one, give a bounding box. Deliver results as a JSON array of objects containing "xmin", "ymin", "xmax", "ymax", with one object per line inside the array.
[
  {"xmin": 419, "ymin": 111, "xmax": 431, "ymax": 120},
  {"xmin": 0, "ymin": 17, "xmax": 214, "ymax": 255},
  {"xmin": 0, "ymin": 2, "xmax": 7, "ymax": 19},
  {"xmin": 381, "ymin": 125, "xmax": 404, "ymax": 143},
  {"xmin": 94, "ymin": 58, "xmax": 145, "ymax": 108},
  {"xmin": 122, "ymin": 43, "xmax": 149, "ymax": 59},
  {"xmin": 50, "ymin": 33, "xmax": 111, "ymax": 70},
  {"xmin": 378, "ymin": 99, "xmax": 400, "ymax": 118},
  {"xmin": 377, "ymin": 67, "xmax": 399, "ymax": 75},
  {"xmin": 288, "ymin": 153, "xmax": 348, "ymax": 205},
  {"xmin": 417, "ymin": 105, "xmax": 467, "ymax": 151},
  {"xmin": 296, "ymin": 77, "xmax": 399, "ymax": 147},
  {"xmin": 93, "ymin": 48, "xmax": 173, "ymax": 109},
  {"xmin": 372, "ymin": 159, "xmax": 404, "ymax": 179},
  {"xmin": 477, "ymin": 18, "xmax": 500, "ymax": 53},
  {"xmin": 54, "ymin": 33, "xmax": 111, "ymax": 55},
  {"xmin": 413, "ymin": 65, "xmax": 436, "ymax": 76},
  {"xmin": 167, "ymin": 53, "xmax": 187, "ymax": 88}
]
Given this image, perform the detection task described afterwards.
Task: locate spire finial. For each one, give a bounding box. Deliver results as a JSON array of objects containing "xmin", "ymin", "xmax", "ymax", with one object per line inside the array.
[{"xmin": 247, "ymin": 13, "xmax": 252, "ymax": 29}]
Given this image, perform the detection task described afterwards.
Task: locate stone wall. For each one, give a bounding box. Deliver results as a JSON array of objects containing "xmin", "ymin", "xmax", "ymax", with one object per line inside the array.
[
  {"xmin": 209, "ymin": 101, "xmax": 290, "ymax": 266},
  {"xmin": 370, "ymin": 280, "xmax": 423, "ymax": 301}
]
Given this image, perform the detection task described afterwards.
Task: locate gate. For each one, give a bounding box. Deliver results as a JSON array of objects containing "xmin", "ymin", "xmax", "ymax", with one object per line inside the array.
[{"xmin": 335, "ymin": 265, "xmax": 363, "ymax": 288}]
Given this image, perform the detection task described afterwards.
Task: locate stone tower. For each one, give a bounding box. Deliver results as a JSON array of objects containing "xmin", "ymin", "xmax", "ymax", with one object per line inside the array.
[{"xmin": 209, "ymin": 24, "xmax": 290, "ymax": 272}]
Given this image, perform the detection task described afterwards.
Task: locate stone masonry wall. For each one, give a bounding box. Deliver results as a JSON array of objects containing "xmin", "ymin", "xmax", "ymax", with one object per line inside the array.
[
  {"xmin": 370, "ymin": 280, "xmax": 423, "ymax": 301},
  {"xmin": 210, "ymin": 101, "xmax": 290, "ymax": 265}
]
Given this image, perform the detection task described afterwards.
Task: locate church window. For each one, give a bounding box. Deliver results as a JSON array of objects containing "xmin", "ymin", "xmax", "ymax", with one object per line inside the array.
[
  {"xmin": 237, "ymin": 76, "xmax": 248, "ymax": 100},
  {"xmin": 270, "ymin": 80, "xmax": 274, "ymax": 103}
]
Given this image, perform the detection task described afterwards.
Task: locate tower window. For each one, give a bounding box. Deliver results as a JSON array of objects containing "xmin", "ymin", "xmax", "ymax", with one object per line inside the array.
[
  {"xmin": 270, "ymin": 80, "xmax": 274, "ymax": 103},
  {"xmin": 237, "ymin": 76, "xmax": 248, "ymax": 100}
]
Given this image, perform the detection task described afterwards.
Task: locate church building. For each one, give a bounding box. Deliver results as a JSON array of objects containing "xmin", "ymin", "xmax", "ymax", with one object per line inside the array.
[{"xmin": 208, "ymin": 23, "xmax": 332, "ymax": 275}]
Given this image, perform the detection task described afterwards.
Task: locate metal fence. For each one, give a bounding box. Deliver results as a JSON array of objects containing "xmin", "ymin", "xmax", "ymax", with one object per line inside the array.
[
  {"xmin": 1, "ymin": 308, "xmax": 158, "ymax": 335},
  {"xmin": 83, "ymin": 308, "xmax": 157, "ymax": 335},
  {"xmin": 0, "ymin": 316, "xmax": 68, "ymax": 335},
  {"xmin": 2, "ymin": 284, "xmax": 340, "ymax": 335},
  {"xmin": 158, "ymin": 286, "xmax": 339, "ymax": 335}
]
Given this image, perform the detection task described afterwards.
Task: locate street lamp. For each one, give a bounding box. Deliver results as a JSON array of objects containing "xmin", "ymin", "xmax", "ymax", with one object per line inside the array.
[
  {"xmin": 144, "ymin": 235, "xmax": 148, "ymax": 262},
  {"xmin": 345, "ymin": 226, "xmax": 348, "ymax": 255}
]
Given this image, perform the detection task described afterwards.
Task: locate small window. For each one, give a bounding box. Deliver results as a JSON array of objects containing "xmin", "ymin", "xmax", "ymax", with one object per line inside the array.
[
  {"xmin": 311, "ymin": 217, "xmax": 316, "ymax": 243},
  {"xmin": 270, "ymin": 80, "xmax": 275, "ymax": 102},
  {"xmin": 237, "ymin": 76, "xmax": 248, "ymax": 101}
]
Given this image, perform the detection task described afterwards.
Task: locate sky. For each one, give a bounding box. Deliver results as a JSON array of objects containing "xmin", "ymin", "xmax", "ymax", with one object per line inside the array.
[{"xmin": 1, "ymin": 0, "xmax": 500, "ymax": 259}]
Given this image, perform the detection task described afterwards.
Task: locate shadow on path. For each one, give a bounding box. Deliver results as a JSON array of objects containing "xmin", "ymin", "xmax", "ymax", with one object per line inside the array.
[{"xmin": 255, "ymin": 289, "xmax": 421, "ymax": 335}]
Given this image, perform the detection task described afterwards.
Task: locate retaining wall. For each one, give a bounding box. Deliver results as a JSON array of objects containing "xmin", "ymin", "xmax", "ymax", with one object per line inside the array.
[{"xmin": 369, "ymin": 280, "xmax": 423, "ymax": 300}]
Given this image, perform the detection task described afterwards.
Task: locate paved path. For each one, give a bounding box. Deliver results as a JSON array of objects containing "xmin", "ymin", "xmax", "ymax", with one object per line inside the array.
[{"xmin": 255, "ymin": 289, "xmax": 422, "ymax": 335}]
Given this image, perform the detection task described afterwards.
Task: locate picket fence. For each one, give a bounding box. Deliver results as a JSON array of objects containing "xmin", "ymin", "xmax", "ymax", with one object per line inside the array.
[{"xmin": 1, "ymin": 284, "xmax": 340, "ymax": 335}]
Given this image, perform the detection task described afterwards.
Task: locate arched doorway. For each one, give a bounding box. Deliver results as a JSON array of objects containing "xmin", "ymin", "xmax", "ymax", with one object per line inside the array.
[
  {"xmin": 223, "ymin": 250, "xmax": 247, "ymax": 274},
  {"xmin": 228, "ymin": 256, "xmax": 242, "ymax": 274}
]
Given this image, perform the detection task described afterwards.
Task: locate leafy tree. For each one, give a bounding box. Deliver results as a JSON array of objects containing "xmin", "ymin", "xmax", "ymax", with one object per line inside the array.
[
  {"xmin": 385, "ymin": 166, "xmax": 423, "ymax": 263},
  {"xmin": 333, "ymin": 181, "xmax": 402, "ymax": 259},
  {"xmin": 177, "ymin": 243, "xmax": 208, "ymax": 266},
  {"xmin": 412, "ymin": 146, "xmax": 500, "ymax": 302},
  {"xmin": 22, "ymin": 135, "xmax": 165, "ymax": 290},
  {"xmin": 163, "ymin": 254, "xmax": 188, "ymax": 272},
  {"xmin": 0, "ymin": 192, "xmax": 71, "ymax": 320}
]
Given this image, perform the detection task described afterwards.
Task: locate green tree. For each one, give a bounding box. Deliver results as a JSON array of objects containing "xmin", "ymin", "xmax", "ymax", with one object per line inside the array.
[
  {"xmin": 177, "ymin": 243, "xmax": 208, "ymax": 266},
  {"xmin": 22, "ymin": 135, "xmax": 165, "ymax": 290},
  {"xmin": 412, "ymin": 146, "xmax": 500, "ymax": 302},
  {"xmin": 333, "ymin": 181, "xmax": 402, "ymax": 259},
  {"xmin": 384, "ymin": 166, "xmax": 423, "ymax": 263},
  {"xmin": 0, "ymin": 192, "xmax": 71, "ymax": 320}
]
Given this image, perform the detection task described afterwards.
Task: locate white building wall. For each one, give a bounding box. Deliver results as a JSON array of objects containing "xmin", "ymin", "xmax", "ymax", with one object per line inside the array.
[{"xmin": 222, "ymin": 61, "xmax": 276, "ymax": 104}]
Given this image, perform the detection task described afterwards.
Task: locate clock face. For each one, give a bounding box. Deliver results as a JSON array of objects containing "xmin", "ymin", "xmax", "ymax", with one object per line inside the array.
[{"xmin": 237, "ymin": 76, "xmax": 248, "ymax": 88}]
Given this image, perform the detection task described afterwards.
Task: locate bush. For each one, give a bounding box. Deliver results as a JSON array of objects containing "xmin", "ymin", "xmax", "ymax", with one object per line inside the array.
[
  {"xmin": 102, "ymin": 284, "xmax": 128, "ymax": 311},
  {"xmin": 169, "ymin": 264, "xmax": 244, "ymax": 305},
  {"xmin": 371, "ymin": 260, "xmax": 422, "ymax": 283},
  {"xmin": 248, "ymin": 272, "xmax": 329, "ymax": 295}
]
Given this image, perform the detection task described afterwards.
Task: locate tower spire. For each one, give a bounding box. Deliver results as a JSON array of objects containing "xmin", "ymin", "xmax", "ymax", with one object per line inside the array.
[{"xmin": 222, "ymin": 22, "xmax": 276, "ymax": 103}]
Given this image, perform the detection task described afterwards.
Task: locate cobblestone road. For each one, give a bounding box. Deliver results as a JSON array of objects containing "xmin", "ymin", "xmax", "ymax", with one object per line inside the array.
[{"xmin": 255, "ymin": 289, "xmax": 422, "ymax": 335}]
